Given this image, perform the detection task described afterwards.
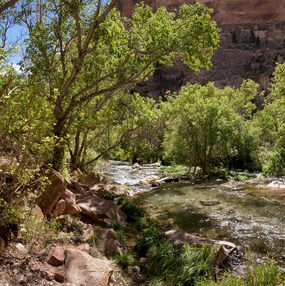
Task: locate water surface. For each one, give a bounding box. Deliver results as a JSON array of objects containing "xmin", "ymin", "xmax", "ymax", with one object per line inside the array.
[{"xmin": 136, "ymin": 182, "xmax": 285, "ymax": 265}]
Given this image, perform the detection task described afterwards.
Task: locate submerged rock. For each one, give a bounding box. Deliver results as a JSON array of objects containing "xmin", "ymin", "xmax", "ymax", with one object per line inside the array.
[{"xmin": 199, "ymin": 200, "xmax": 221, "ymax": 206}]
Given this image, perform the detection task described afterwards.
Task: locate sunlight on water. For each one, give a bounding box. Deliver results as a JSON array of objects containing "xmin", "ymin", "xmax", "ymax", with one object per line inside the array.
[{"xmin": 137, "ymin": 183, "xmax": 285, "ymax": 265}]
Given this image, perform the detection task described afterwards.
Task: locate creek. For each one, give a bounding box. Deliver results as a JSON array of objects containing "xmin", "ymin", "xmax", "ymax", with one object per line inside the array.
[{"xmin": 100, "ymin": 161, "xmax": 285, "ymax": 266}]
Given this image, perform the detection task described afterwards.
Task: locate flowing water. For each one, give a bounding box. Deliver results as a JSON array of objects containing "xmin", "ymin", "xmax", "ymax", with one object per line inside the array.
[{"xmin": 100, "ymin": 162, "xmax": 285, "ymax": 265}]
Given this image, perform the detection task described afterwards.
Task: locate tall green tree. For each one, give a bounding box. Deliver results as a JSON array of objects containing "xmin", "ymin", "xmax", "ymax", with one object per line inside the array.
[
  {"xmin": 19, "ymin": 0, "xmax": 219, "ymax": 170},
  {"xmin": 162, "ymin": 82, "xmax": 258, "ymax": 174},
  {"xmin": 252, "ymin": 63, "xmax": 285, "ymax": 175}
]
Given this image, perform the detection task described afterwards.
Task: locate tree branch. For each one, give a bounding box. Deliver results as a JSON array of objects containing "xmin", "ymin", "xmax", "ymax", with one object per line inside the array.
[{"xmin": 0, "ymin": 0, "xmax": 18, "ymax": 14}]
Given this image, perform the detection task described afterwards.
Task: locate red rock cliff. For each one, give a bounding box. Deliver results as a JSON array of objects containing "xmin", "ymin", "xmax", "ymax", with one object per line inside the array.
[{"xmin": 117, "ymin": 0, "xmax": 285, "ymax": 98}]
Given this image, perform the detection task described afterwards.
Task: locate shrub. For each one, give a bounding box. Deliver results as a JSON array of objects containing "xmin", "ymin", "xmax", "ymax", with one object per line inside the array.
[
  {"xmin": 115, "ymin": 252, "xmax": 136, "ymax": 269},
  {"xmin": 114, "ymin": 196, "xmax": 145, "ymax": 221},
  {"xmin": 135, "ymin": 226, "xmax": 165, "ymax": 257}
]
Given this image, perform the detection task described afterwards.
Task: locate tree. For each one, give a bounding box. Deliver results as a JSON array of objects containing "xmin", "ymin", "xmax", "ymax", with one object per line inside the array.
[
  {"xmin": 19, "ymin": 0, "xmax": 219, "ymax": 170},
  {"xmin": 0, "ymin": 0, "xmax": 18, "ymax": 14},
  {"xmin": 252, "ymin": 63, "xmax": 285, "ymax": 175},
  {"xmin": 162, "ymin": 82, "xmax": 258, "ymax": 174},
  {"xmin": 67, "ymin": 91, "xmax": 163, "ymax": 169}
]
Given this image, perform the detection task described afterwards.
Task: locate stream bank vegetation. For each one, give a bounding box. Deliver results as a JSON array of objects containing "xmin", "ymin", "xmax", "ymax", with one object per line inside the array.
[
  {"xmin": 106, "ymin": 194, "xmax": 285, "ymax": 285},
  {"xmin": 0, "ymin": 0, "xmax": 285, "ymax": 284}
]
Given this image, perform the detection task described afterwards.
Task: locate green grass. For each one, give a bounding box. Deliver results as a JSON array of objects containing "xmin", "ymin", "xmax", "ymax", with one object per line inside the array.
[
  {"xmin": 115, "ymin": 252, "xmax": 136, "ymax": 269},
  {"xmin": 146, "ymin": 243, "xmax": 212, "ymax": 286}
]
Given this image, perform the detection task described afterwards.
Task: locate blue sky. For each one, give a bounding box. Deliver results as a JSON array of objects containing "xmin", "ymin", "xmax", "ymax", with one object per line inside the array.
[{"xmin": 7, "ymin": 23, "xmax": 28, "ymax": 66}]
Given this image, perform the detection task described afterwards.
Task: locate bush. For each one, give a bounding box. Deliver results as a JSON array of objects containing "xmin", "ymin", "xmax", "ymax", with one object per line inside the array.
[
  {"xmin": 135, "ymin": 226, "xmax": 165, "ymax": 257},
  {"xmin": 115, "ymin": 252, "xmax": 136, "ymax": 269},
  {"xmin": 114, "ymin": 196, "xmax": 145, "ymax": 221}
]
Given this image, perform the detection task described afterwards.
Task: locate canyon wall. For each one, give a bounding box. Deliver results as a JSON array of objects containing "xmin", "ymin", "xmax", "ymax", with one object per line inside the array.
[{"xmin": 117, "ymin": 0, "xmax": 285, "ymax": 99}]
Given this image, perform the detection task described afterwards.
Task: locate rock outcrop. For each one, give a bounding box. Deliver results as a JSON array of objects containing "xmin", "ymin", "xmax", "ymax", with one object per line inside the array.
[
  {"xmin": 118, "ymin": 0, "xmax": 285, "ymax": 99},
  {"xmin": 65, "ymin": 249, "xmax": 113, "ymax": 286}
]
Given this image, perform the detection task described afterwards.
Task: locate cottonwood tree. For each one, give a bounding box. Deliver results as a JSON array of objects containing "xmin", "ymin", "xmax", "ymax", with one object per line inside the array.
[
  {"xmin": 19, "ymin": 0, "xmax": 219, "ymax": 171},
  {"xmin": 162, "ymin": 82, "xmax": 259, "ymax": 174}
]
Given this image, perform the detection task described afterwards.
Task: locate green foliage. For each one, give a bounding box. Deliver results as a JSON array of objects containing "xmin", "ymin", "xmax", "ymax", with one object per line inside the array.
[
  {"xmin": 199, "ymin": 257, "xmax": 285, "ymax": 286},
  {"xmin": 159, "ymin": 165, "xmax": 189, "ymax": 175},
  {"xmin": 134, "ymin": 216, "xmax": 154, "ymax": 231},
  {"xmin": 114, "ymin": 195, "xmax": 145, "ymax": 221},
  {"xmin": 17, "ymin": 1, "xmax": 218, "ymax": 170},
  {"xmin": 135, "ymin": 226, "xmax": 166, "ymax": 257},
  {"xmin": 252, "ymin": 63, "xmax": 285, "ymax": 175},
  {"xmin": 146, "ymin": 243, "xmax": 212, "ymax": 285},
  {"xmin": 0, "ymin": 198, "xmax": 27, "ymax": 226},
  {"xmin": 245, "ymin": 258, "xmax": 285, "ymax": 286},
  {"xmin": 20, "ymin": 214, "xmax": 60, "ymax": 244},
  {"xmin": 107, "ymin": 220, "xmax": 127, "ymax": 244},
  {"xmin": 162, "ymin": 82, "xmax": 258, "ymax": 174},
  {"xmin": 115, "ymin": 252, "xmax": 136, "ymax": 270}
]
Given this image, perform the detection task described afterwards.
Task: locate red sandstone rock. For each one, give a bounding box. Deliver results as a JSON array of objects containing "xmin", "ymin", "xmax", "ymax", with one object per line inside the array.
[
  {"xmin": 60, "ymin": 189, "xmax": 81, "ymax": 215},
  {"xmin": 40, "ymin": 268, "xmax": 54, "ymax": 281},
  {"xmin": 36, "ymin": 170, "xmax": 66, "ymax": 215},
  {"xmin": 118, "ymin": 0, "xmax": 285, "ymax": 25},
  {"xmin": 65, "ymin": 249, "xmax": 112, "ymax": 286},
  {"xmin": 54, "ymin": 268, "xmax": 65, "ymax": 283},
  {"xmin": 77, "ymin": 191, "xmax": 127, "ymax": 227},
  {"xmin": 47, "ymin": 245, "xmax": 65, "ymax": 267}
]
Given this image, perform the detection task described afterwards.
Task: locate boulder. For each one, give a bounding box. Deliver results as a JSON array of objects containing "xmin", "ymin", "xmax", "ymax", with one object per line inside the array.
[
  {"xmin": 77, "ymin": 191, "xmax": 127, "ymax": 226},
  {"xmin": 89, "ymin": 184, "xmax": 133, "ymax": 198},
  {"xmin": 36, "ymin": 170, "xmax": 66, "ymax": 215},
  {"xmin": 165, "ymin": 229, "xmax": 238, "ymax": 278},
  {"xmin": 82, "ymin": 172, "xmax": 109, "ymax": 188},
  {"xmin": 52, "ymin": 199, "xmax": 66, "ymax": 216},
  {"xmin": 60, "ymin": 189, "xmax": 81, "ymax": 215},
  {"xmin": 100, "ymin": 229, "xmax": 125, "ymax": 256},
  {"xmin": 132, "ymin": 163, "xmax": 142, "ymax": 169},
  {"xmin": 54, "ymin": 268, "xmax": 65, "ymax": 283},
  {"xmin": 65, "ymin": 249, "xmax": 112, "ymax": 286},
  {"xmin": 139, "ymin": 175, "xmax": 160, "ymax": 186},
  {"xmin": 165, "ymin": 229, "xmax": 236, "ymax": 248}
]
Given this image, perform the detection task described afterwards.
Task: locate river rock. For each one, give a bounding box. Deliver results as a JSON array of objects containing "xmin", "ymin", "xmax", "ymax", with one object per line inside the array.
[
  {"xmin": 65, "ymin": 249, "xmax": 112, "ymax": 286},
  {"xmin": 166, "ymin": 229, "xmax": 236, "ymax": 248},
  {"xmin": 82, "ymin": 171, "xmax": 109, "ymax": 188},
  {"xmin": 267, "ymin": 180, "xmax": 285, "ymax": 189},
  {"xmin": 139, "ymin": 175, "xmax": 160, "ymax": 186},
  {"xmin": 90, "ymin": 184, "xmax": 134, "ymax": 198},
  {"xmin": 157, "ymin": 176, "xmax": 179, "ymax": 184},
  {"xmin": 199, "ymin": 200, "xmax": 221, "ymax": 206}
]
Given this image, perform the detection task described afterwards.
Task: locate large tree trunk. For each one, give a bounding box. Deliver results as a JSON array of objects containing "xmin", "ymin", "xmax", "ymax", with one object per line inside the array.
[{"xmin": 52, "ymin": 120, "xmax": 67, "ymax": 171}]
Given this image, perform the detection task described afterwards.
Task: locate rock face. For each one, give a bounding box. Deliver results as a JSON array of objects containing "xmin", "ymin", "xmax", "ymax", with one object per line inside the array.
[{"xmin": 117, "ymin": 0, "xmax": 285, "ymax": 98}]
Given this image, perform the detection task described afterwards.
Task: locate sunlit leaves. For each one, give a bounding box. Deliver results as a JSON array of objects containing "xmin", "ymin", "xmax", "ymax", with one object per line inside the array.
[{"xmin": 162, "ymin": 82, "xmax": 258, "ymax": 173}]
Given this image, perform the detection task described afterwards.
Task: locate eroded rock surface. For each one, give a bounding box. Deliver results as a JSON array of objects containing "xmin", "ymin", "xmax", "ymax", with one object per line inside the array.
[
  {"xmin": 117, "ymin": 0, "xmax": 285, "ymax": 98},
  {"xmin": 65, "ymin": 249, "xmax": 112, "ymax": 286}
]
